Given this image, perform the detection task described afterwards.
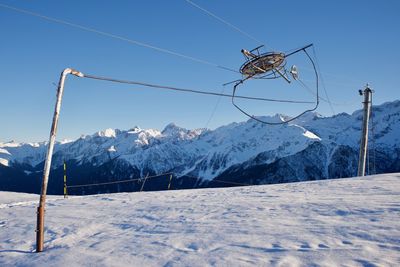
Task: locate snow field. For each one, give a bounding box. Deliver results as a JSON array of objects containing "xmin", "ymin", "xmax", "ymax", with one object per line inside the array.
[{"xmin": 0, "ymin": 173, "xmax": 399, "ymax": 266}]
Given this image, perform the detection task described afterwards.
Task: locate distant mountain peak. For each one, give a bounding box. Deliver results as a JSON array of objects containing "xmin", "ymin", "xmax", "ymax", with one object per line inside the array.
[
  {"xmin": 97, "ymin": 128, "xmax": 117, "ymax": 138},
  {"xmin": 162, "ymin": 122, "xmax": 187, "ymax": 135},
  {"xmin": 128, "ymin": 126, "xmax": 141, "ymax": 133}
]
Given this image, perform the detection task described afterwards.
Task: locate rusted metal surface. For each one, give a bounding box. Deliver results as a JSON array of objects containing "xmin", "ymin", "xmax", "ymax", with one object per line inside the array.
[
  {"xmin": 36, "ymin": 205, "xmax": 45, "ymax": 252},
  {"xmin": 240, "ymin": 52, "xmax": 285, "ymax": 77}
]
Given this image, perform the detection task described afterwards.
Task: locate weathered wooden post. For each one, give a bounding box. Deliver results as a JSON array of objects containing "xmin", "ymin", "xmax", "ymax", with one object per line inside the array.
[{"xmin": 36, "ymin": 68, "xmax": 83, "ymax": 252}]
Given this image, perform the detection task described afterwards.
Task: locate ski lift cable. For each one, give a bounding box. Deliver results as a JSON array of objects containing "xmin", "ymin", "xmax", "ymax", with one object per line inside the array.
[
  {"xmin": 80, "ymin": 73, "xmax": 314, "ymax": 104},
  {"xmin": 286, "ymin": 45, "xmax": 365, "ymax": 87},
  {"xmin": 231, "ymin": 48, "xmax": 320, "ymax": 125},
  {"xmin": 288, "ymin": 46, "xmax": 337, "ymax": 112},
  {"xmin": 296, "ymin": 79, "xmax": 358, "ymax": 106},
  {"xmin": 288, "ymin": 46, "xmax": 364, "ymax": 108},
  {"xmin": 312, "ymin": 46, "xmax": 335, "ymax": 115},
  {"xmin": 184, "ymin": 0, "xmax": 270, "ymax": 48},
  {"xmin": 204, "ymin": 85, "xmax": 225, "ymax": 129},
  {"xmin": 298, "ymin": 67, "xmax": 363, "ymax": 87},
  {"xmin": 0, "ymin": 3, "xmax": 239, "ymax": 74},
  {"xmin": 369, "ymin": 94, "xmax": 377, "ymax": 175}
]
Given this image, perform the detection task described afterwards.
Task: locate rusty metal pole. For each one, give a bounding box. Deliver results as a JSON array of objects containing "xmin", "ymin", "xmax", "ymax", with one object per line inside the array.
[
  {"xmin": 357, "ymin": 84, "xmax": 373, "ymax": 177},
  {"xmin": 36, "ymin": 68, "xmax": 83, "ymax": 252}
]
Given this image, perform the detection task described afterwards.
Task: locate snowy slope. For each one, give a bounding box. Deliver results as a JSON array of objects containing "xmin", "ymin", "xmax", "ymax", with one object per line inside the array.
[{"xmin": 0, "ymin": 173, "xmax": 399, "ymax": 266}]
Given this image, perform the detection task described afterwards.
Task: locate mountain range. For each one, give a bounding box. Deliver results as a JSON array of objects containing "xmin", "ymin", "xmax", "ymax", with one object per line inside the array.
[{"xmin": 1, "ymin": 100, "xmax": 399, "ymax": 194}]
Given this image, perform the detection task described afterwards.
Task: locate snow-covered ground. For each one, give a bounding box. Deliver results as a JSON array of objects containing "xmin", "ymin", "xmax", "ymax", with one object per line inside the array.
[{"xmin": 1, "ymin": 173, "xmax": 399, "ymax": 266}]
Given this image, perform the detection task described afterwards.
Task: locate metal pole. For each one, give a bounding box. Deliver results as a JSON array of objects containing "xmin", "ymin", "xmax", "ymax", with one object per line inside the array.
[
  {"xmin": 357, "ymin": 84, "xmax": 373, "ymax": 177},
  {"xmin": 140, "ymin": 173, "xmax": 149, "ymax": 192},
  {"xmin": 168, "ymin": 174, "xmax": 173, "ymax": 190},
  {"xmin": 36, "ymin": 68, "xmax": 83, "ymax": 252},
  {"xmin": 63, "ymin": 160, "xmax": 68, "ymax": 199}
]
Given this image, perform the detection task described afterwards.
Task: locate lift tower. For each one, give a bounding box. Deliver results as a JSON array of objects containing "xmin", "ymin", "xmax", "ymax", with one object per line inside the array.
[{"xmin": 357, "ymin": 84, "xmax": 373, "ymax": 177}]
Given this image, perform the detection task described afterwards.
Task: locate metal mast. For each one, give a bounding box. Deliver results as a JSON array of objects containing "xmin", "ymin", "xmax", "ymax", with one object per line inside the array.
[{"xmin": 357, "ymin": 84, "xmax": 373, "ymax": 177}]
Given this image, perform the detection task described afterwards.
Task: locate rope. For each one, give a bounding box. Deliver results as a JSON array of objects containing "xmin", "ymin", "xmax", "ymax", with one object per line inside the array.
[
  {"xmin": 296, "ymin": 79, "xmax": 359, "ymax": 107},
  {"xmin": 67, "ymin": 172, "xmax": 173, "ymax": 188},
  {"xmin": 181, "ymin": 174, "xmax": 253, "ymax": 186},
  {"xmin": 369, "ymin": 94, "xmax": 377, "ymax": 175},
  {"xmin": 211, "ymin": 179, "xmax": 251, "ymax": 187},
  {"xmin": 67, "ymin": 171, "xmax": 252, "ymax": 190},
  {"xmin": 204, "ymin": 86, "xmax": 225, "ymax": 128},
  {"xmin": 312, "ymin": 46, "xmax": 335, "ymax": 115},
  {"xmin": 81, "ymin": 73, "xmax": 314, "ymax": 104},
  {"xmin": 0, "ymin": 3, "xmax": 239, "ymax": 74},
  {"xmin": 184, "ymin": 0, "xmax": 268, "ymax": 48}
]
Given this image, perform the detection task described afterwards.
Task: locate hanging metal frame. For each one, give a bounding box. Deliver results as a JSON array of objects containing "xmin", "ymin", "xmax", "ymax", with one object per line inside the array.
[{"xmin": 231, "ymin": 44, "xmax": 319, "ymax": 125}]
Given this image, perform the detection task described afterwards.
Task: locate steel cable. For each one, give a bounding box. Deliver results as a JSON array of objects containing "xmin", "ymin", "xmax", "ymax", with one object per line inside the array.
[
  {"xmin": 81, "ymin": 73, "xmax": 314, "ymax": 104},
  {"xmin": 0, "ymin": 3, "xmax": 239, "ymax": 74},
  {"xmin": 184, "ymin": 0, "xmax": 269, "ymax": 48},
  {"xmin": 67, "ymin": 172, "xmax": 173, "ymax": 188},
  {"xmin": 67, "ymin": 172, "xmax": 252, "ymax": 189}
]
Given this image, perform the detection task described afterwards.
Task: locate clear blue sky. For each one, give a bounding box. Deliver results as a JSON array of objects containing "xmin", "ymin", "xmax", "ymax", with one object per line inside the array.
[{"xmin": 1, "ymin": 0, "xmax": 399, "ymax": 142}]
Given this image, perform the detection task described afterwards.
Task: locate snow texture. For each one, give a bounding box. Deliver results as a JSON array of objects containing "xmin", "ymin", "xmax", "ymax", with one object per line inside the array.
[{"xmin": 0, "ymin": 173, "xmax": 399, "ymax": 266}]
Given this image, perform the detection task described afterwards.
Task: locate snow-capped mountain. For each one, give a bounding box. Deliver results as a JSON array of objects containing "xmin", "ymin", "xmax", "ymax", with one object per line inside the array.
[{"xmin": 1, "ymin": 100, "xmax": 399, "ymax": 194}]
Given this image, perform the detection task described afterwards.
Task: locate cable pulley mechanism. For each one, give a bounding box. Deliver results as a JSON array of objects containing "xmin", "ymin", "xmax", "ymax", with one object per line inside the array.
[{"xmin": 230, "ymin": 44, "xmax": 319, "ymax": 125}]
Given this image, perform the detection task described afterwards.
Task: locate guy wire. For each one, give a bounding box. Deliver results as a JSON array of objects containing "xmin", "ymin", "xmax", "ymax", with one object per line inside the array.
[
  {"xmin": 81, "ymin": 73, "xmax": 314, "ymax": 104},
  {"xmin": 184, "ymin": 0, "xmax": 269, "ymax": 48},
  {"xmin": 0, "ymin": 3, "xmax": 239, "ymax": 74},
  {"xmin": 312, "ymin": 46, "xmax": 335, "ymax": 115}
]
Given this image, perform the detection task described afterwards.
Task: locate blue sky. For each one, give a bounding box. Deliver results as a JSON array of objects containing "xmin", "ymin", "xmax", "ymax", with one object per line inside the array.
[{"xmin": 1, "ymin": 0, "xmax": 399, "ymax": 142}]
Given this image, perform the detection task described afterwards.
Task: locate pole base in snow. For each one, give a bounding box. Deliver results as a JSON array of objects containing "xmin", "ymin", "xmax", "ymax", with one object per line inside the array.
[{"xmin": 36, "ymin": 206, "xmax": 44, "ymax": 252}]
